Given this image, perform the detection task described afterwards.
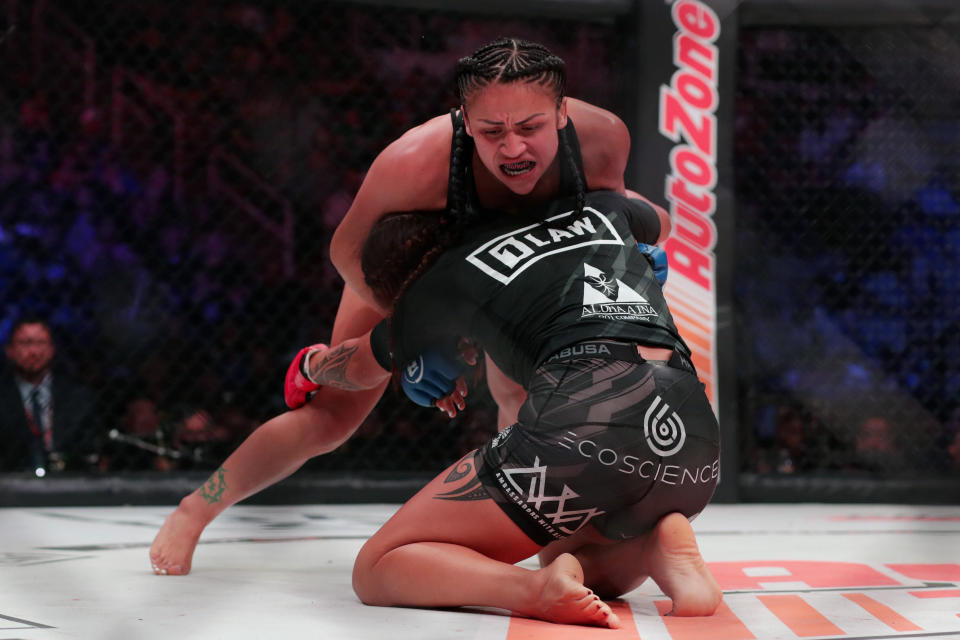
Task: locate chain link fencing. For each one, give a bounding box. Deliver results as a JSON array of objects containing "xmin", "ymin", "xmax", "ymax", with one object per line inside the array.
[
  {"xmin": 0, "ymin": 0, "xmax": 628, "ymax": 476},
  {"xmin": 734, "ymin": 23, "xmax": 960, "ymax": 483},
  {"xmin": 2, "ymin": 1, "xmax": 958, "ymax": 496}
]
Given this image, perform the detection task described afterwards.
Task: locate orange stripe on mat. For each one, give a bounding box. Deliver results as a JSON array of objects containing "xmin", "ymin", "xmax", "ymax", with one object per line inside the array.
[
  {"xmin": 888, "ymin": 563, "xmax": 960, "ymax": 581},
  {"xmin": 909, "ymin": 589, "xmax": 960, "ymax": 598},
  {"xmin": 654, "ymin": 600, "xmax": 755, "ymax": 640},
  {"xmin": 843, "ymin": 593, "xmax": 922, "ymax": 632},
  {"xmin": 757, "ymin": 594, "xmax": 844, "ymax": 637},
  {"xmin": 505, "ymin": 601, "xmax": 637, "ymax": 639}
]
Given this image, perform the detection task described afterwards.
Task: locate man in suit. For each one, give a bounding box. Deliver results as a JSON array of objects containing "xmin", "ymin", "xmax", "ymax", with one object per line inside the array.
[{"xmin": 1, "ymin": 315, "xmax": 98, "ymax": 474}]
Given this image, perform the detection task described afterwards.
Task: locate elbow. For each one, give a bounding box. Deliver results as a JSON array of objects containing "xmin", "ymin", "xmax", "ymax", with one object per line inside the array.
[
  {"xmin": 657, "ymin": 206, "xmax": 672, "ymax": 244},
  {"xmin": 329, "ymin": 226, "xmax": 348, "ymax": 274}
]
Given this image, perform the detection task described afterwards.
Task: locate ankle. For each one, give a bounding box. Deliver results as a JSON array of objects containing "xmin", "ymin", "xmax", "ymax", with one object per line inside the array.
[{"xmin": 178, "ymin": 492, "xmax": 220, "ymax": 528}]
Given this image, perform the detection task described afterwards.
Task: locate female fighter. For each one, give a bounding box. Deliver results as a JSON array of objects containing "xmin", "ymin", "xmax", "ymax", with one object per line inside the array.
[
  {"xmin": 302, "ymin": 190, "xmax": 722, "ymax": 627},
  {"xmin": 150, "ymin": 37, "xmax": 660, "ymax": 577}
]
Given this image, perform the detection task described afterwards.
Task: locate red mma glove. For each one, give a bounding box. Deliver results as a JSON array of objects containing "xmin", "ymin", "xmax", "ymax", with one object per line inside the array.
[{"xmin": 284, "ymin": 344, "xmax": 328, "ymax": 409}]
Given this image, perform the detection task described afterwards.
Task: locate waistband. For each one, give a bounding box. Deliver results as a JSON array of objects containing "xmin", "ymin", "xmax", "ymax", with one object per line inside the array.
[{"xmin": 541, "ymin": 339, "xmax": 696, "ymax": 375}]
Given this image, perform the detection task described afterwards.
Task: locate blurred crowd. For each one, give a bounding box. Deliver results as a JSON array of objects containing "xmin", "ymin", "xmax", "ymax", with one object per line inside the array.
[
  {"xmin": 734, "ymin": 28, "xmax": 960, "ymax": 475},
  {"xmin": 3, "ymin": 1, "xmax": 622, "ymax": 473}
]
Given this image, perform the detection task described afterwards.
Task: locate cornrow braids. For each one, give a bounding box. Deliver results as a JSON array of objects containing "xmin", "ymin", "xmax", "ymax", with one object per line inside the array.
[{"xmin": 455, "ymin": 37, "xmax": 566, "ymax": 107}]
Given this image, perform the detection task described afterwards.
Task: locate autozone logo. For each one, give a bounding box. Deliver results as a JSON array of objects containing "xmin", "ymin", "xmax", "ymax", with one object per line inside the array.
[
  {"xmin": 658, "ymin": 0, "xmax": 722, "ymax": 409},
  {"xmin": 466, "ymin": 206, "xmax": 623, "ymax": 285}
]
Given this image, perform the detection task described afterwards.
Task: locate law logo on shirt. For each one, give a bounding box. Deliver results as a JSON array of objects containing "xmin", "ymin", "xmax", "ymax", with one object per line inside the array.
[{"xmin": 466, "ymin": 206, "xmax": 623, "ymax": 285}]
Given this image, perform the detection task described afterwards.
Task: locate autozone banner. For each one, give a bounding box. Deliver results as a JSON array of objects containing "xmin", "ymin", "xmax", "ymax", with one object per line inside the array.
[{"xmin": 633, "ymin": 0, "xmax": 737, "ymax": 415}]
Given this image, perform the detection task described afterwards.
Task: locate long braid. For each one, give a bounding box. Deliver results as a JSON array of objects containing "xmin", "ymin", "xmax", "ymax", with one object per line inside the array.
[
  {"xmin": 447, "ymin": 108, "xmax": 471, "ymax": 225},
  {"xmin": 559, "ymin": 126, "xmax": 586, "ymax": 217}
]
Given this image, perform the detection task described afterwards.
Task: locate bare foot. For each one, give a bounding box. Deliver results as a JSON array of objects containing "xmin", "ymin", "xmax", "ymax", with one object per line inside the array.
[
  {"xmin": 645, "ymin": 512, "xmax": 721, "ymax": 616},
  {"xmin": 149, "ymin": 506, "xmax": 205, "ymax": 575},
  {"xmin": 527, "ymin": 553, "xmax": 621, "ymax": 628}
]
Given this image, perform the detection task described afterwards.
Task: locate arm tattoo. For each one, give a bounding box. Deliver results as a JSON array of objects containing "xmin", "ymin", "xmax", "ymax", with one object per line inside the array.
[
  {"xmin": 199, "ymin": 467, "xmax": 228, "ymax": 504},
  {"xmin": 308, "ymin": 344, "xmax": 364, "ymax": 390}
]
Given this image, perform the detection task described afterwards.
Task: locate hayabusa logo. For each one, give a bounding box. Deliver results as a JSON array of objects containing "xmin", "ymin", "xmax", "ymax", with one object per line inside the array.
[
  {"xmin": 490, "ymin": 425, "xmax": 513, "ymax": 448},
  {"xmin": 466, "ymin": 206, "xmax": 623, "ymax": 284},
  {"xmin": 644, "ymin": 395, "xmax": 686, "ymax": 456},
  {"xmin": 403, "ymin": 356, "xmax": 424, "ymax": 383}
]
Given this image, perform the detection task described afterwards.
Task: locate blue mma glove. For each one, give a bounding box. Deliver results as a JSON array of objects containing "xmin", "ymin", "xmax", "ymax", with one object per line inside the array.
[
  {"xmin": 401, "ymin": 346, "xmax": 466, "ymax": 407},
  {"xmin": 637, "ymin": 243, "xmax": 668, "ymax": 286}
]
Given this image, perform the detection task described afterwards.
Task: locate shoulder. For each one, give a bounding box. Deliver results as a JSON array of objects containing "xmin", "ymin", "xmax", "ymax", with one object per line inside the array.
[
  {"xmin": 369, "ymin": 113, "xmax": 453, "ymax": 208},
  {"xmin": 588, "ymin": 190, "xmax": 661, "ymax": 243},
  {"xmin": 567, "ymin": 98, "xmax": 629, "ymax": 192}
]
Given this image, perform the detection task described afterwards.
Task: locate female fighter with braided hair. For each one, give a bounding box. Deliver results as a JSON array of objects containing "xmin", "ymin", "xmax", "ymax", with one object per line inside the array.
[
  {"xmin": 149, "ymin": 37, "xmax": 668, "ymax": 579},
  {"xmin": 301, "ymin": 190, "xmax": 721, "ymax": 627}
]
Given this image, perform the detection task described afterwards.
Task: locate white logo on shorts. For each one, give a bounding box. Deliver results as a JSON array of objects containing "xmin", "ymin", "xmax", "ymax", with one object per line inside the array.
[{"xmin": 644, "ymin": 395, "xmax": 686, "ymax": 457}]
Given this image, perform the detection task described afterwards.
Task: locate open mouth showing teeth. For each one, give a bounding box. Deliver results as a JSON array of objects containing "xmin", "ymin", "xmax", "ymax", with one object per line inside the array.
[{"xmin": 501, "ymin": 161, "xmax": 535, "ymax": 176}]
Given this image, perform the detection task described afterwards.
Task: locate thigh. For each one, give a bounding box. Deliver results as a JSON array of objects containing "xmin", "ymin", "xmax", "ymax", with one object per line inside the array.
[{"xmin": 359, "ymin": 451, "xmax": 543, "ymax": 565}]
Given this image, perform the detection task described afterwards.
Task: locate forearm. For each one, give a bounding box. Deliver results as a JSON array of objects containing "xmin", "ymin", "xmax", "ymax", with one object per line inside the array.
[
  {"xmin": 330, "ymin": 233, "xmax": 390, "ymax": 317},
  {"xmin": 305, "ymin": 334, "xmax": 389, "ymax": 390}
]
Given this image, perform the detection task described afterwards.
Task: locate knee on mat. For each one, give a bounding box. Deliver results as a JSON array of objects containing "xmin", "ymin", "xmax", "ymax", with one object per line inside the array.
[{"xmin": 351, "ymin": 543, "xmax": 388, "ymax": 606}]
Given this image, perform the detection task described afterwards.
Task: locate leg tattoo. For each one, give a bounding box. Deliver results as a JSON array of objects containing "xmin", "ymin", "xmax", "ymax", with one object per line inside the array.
[
  {"xmin": 434, "ymin": 453, "xmax": 489, "ymax": 501},
  {"xmin": 199, "ymin": 467, "xmax": 228, "ymax": 504}
]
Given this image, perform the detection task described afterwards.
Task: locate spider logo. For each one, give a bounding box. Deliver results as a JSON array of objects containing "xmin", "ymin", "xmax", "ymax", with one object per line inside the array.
[{"xmin": 587, "ymin": 273, "xmax": 617, "ymax": 297}]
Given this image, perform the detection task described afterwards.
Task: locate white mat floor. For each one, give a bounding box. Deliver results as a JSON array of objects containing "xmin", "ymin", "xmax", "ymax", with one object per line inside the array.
[{"xmin": 2, "ymin": 503, "xmax": 959, "ymax": 640}]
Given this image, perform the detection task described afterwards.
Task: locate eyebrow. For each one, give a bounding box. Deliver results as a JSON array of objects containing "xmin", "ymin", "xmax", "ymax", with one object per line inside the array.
[{"xmin": 478, "ymin": 113, "xmax": 547, "ymax": 125}]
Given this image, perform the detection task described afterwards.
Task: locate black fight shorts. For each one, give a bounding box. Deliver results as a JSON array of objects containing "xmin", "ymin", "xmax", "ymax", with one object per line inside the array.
[{"xmin": 476, "ymin": 340, "xmax": 720, "ymax": 546}]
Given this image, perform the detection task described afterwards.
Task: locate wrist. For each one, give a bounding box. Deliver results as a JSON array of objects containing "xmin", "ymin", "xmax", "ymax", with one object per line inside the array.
[
  {"xmin": 301, "ymin": 348, "xmax": 317, "ymax": 383},
  {"xmin": 300, "ymin": 346, "xmax": 327, "ymax": 384}
]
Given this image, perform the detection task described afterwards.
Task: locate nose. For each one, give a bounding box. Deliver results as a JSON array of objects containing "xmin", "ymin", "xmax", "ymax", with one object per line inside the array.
[{"xmin": 500, "ymin": 131, "xmax": 525, "ymax": 158}]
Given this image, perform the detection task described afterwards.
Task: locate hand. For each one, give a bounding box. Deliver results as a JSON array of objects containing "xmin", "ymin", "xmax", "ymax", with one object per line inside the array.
[
  {"xmin": 401, "ymin": 345, "xmax": 467, "ymax": 409},
  {"xmin": 283, "ymin": 344, "xmax": 328, "ymax": 409},
  {"xmin": 637, "ymin": 242, "xmax": 668, "ymax": 286},
  {"xmin": 434, "ymin": 376, "xmax": 469, "ymax": 418}
]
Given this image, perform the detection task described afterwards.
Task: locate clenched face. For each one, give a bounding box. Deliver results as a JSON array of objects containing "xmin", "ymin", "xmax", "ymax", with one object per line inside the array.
[
  {"xmin": 6, "ymin": 323, "xmax": 55, "ymax": 380},
  {"xmin": 462, "ymin": 82, "xmax": 567, "ymax": 196}
]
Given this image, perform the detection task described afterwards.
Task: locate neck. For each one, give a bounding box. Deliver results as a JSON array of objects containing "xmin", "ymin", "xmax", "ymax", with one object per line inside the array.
[{"xmin": 472, "ymin": 151, "xmax": 561, "ymax": 213}]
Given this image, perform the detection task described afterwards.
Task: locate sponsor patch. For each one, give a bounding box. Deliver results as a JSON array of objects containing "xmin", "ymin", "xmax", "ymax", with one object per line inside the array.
[{"xmin": 466, "ymin": 206, "xmax": 623, "ymax": 285}]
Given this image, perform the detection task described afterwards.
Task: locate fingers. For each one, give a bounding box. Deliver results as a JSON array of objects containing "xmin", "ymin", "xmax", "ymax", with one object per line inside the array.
[
  {"xmin": 458, "ymin": 338, "xmax": 480, "ymax": 366},
  {"xmin": 434, "ymin": 377, "xmax": 468, "ymax": 418}
]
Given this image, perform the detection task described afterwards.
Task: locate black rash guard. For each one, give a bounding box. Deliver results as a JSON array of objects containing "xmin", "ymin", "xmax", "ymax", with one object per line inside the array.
[
  {"xmin": 369, "ymin": 190, "xmax": 719, "ymax": 545},
  {"xmin": 375, "ymin": 190, "xmax": 693, "ymax": 387}
]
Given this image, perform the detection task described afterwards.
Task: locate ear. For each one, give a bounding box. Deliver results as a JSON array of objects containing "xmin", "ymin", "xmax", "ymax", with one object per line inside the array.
[
  {"xmin": 461, "ymin": 106, "xmax": 475, "ymax": 137},
  {"xmin": 556, "ymin": 97, "xmax": 568, "ymax": 129}
]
